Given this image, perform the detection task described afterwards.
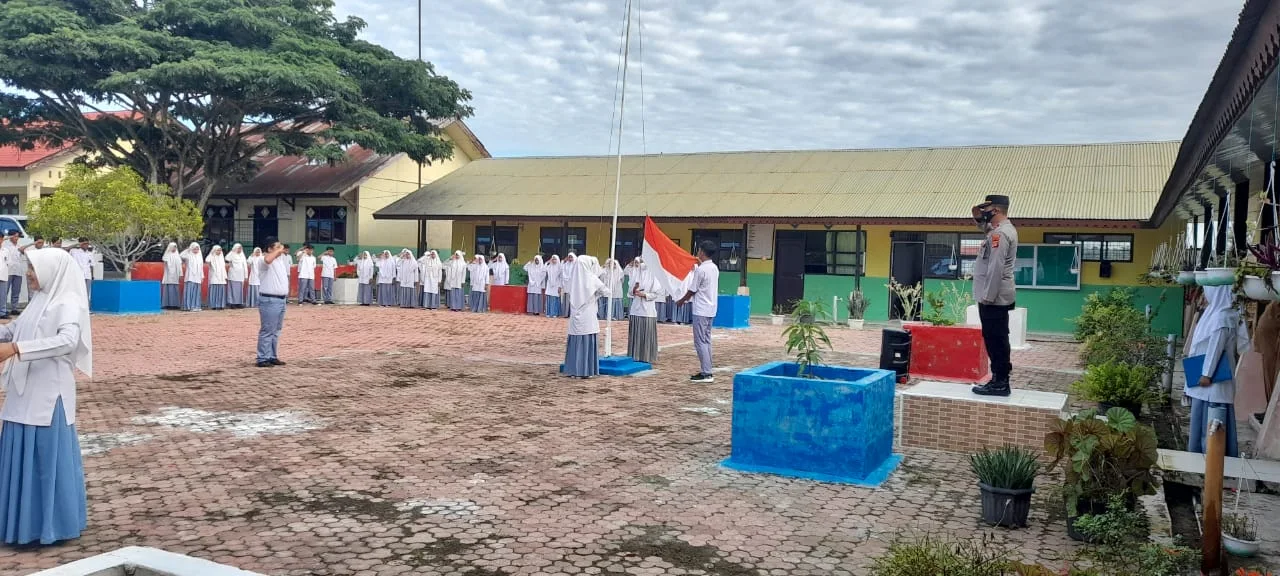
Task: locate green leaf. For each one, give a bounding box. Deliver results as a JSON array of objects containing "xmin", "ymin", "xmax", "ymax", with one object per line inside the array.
[{"xmin": 1105, "ymin": 407, "xmax": 1137, "ymax": 432}]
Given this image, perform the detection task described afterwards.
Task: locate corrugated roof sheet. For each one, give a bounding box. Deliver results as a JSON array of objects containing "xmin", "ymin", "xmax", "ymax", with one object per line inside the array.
[{"xmin": 374, "ymin": 141, "xmax": 1179, "ymax": 221}]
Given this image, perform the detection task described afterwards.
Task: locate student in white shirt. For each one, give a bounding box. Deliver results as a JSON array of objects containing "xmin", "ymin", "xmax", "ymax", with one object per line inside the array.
[
  {"xmin": 181, "ymin": 243, "xmax": 204, "ymax": 312},
  {"xmin": 296, "ymin": 244, "xmax": 317, "ymax": 305},
  {"xmin": 444, "ymin": 251, "xmax": 467, "ymax": 311},
  {"xmin": 543, "ymin": 255, "xmax": 563, "ymax": 317},
  {"xmin": 676, "ymin": 240, "xmax": 721, "ymax": 383},
  {"xmin": 524, "ymin": 255, "xmax": 546, "ymax": 315},
  {"xmin": 161, "ymin": 243, "xmax": 183, "ymax": 310},
  {"xmin": 1186, "ymin": 285, "xmax": 1242, "ymax": 457},
  {"xmin": 420, "ymin": 250, "xmax": 443, "ymax": 309},
  {"xmin": 205, "ymin": 245, "xmax": 228, "ymax": 310},
  {"xmin": 490, "ymin": 253, "xmax": 510, "ymax": 286},
  {"xmin": 562, "ymin": 256, "xmax": 610, "ymax": 378},
  {"xmin": 226, "ymin": 244, "xmax": 248, "ymax": 308},
  {"xmin": 68, "ymin": 240, "xmax": 94, "ymax": 301},
  {"xmin": 598, "ymin": 258, "xmax": 625, "ymax": 321},
  {"xmin": 627, "ymin": 257, "xmax": 664, "ymax": 364},
  {"xmin": 396, "ymin": 249, "xmax": 419, "ymax": 309},
  {"xmin": 376, "ymin": 250, "xmax": 397, "ymax": 306},
  {"xmin": 246, "ymin": 247, "xmax": 264, "ymax": 308},
  {"xmin": 355, "ymin": 251, "xmax": 375, "ymax": 306},
  {"xmin": 467, "ymin": 254, "xmax": 489, "ymax": 312},
  {"xmin": 254, "ymin": 237, "xmax": 290, "ymax": 368},
  {"xmin": 319, "ymin": 247, "xmax": 338, "ymax": 305},
  {"xmin": 3, "ymin": 231, "xmax": 24, "ymax": 316}
]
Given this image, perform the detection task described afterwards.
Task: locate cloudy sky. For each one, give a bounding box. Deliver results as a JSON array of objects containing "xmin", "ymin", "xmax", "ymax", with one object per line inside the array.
[{"xmin": 335, "ymin": 0, "xmax": 1242, "ymax": 158}]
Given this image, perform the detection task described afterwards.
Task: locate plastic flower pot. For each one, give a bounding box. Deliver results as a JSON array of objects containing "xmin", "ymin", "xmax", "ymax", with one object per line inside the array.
[
  {"xmin": 1223, "ymin": 532, "xmax": 1260, "ymax": 557},
  {"xmin": 847, "ymin": 318, "xmax": 864, "ymax": 330},
  {"xmin": 979, "ymin": 483, "xmax": 1034, "ymax": 528},
  {"xmin": 770, "ymin": 315, "xmax": 785, "ymax": 326},
  {"xmin": 1176, "ymin": 271, "xmax": 1196, "ymax": 285},
  {"xmin": 1199, "ymin": 267, "xmax": 1236, "ymax": 286}
]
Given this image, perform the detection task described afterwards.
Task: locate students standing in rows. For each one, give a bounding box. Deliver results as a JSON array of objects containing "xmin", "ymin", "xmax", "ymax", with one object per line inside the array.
[
  {"xmin": 524, "ymin": 255, "xmax": 546, "ymax": 315},
  {"xmin": 296, "ymin": 245, "xmax": 317, "ymax": 305},
  {"xmin": 181, "ymin": 243, "xmax": 204, "ymax": 312},
  {"xmin": 319, "ymin": 247, "xmax": 338, "ymax": 305},
  {"xmin": 420, "ymin": 250, "xmax": 442, "ymax": 309},
  {"xmin": 247, "ymin": 247, "xmax": 263, "ymax": 308},
  {"xmin": 161, "ymin": 243, "xmax": 183, "ymax": 310},
  {"xmin": 467, "ymin": 255, "xmax": 489, "ymax": 312},
  {"xmin": 206, "ymin": 245, "xmax": 228, "ymax": 311},
  {"xmin": 375, "ymin": 250, "xmax": 397, "ymax": 306},
  {"xmin": 355, "ymin": 251, "xmax": 375, "ymax": 306},
  {"xmin": 226, "ymin": 244, "xmax": 248, "ymax": 309}
]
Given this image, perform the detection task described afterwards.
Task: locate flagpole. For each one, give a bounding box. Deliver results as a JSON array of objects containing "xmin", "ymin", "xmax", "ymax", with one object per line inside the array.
[{"xmin": 605, "ymin": 0, "xmax": 633, "ymax": 356}]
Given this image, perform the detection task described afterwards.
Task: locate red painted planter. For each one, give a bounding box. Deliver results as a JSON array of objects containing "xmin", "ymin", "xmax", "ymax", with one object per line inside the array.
[
  {"xmin": 906, "ymin": 324, "xmax": 991, "ymax": 383},
  {"xmin": 489, "ymin": 285, "xmax": 526, "ymax": 315}
]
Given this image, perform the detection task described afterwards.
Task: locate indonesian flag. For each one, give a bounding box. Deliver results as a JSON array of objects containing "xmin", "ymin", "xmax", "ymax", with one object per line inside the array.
[{"xmin": 642, "ymin": 216, "xmax": 699, "ymax": 299}]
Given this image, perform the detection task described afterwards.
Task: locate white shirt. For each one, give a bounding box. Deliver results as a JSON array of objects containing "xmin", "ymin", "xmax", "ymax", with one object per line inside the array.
[
  {"xmin": 69, "ymin": 248, "xmax": 94, "ymax": 280},
  {"xmin": 227, "ymin": 255, "xmax": 247, "ymax": 283},
  {"xmin": 182, "ymin": 251, "xmax": 203, "ymax": 283},
  {"xmin": 690, "ymin": 259, "xmax": 720, "ymax": 318},
  {"xmin": 396, "ymin": 258, "xmax": 419, "ymax": 287},
  {"xmin": 0, "ymin": 311, "xmax": 83, "ymax": 426},
  {"xmin": 2, "ymin": 241, "xmax": 21, "ymax": 276},
  {"xmin": 256, "ymin": 254, "xmax": 290, "ymax": 297},
  {"xmin": 297, "ymin": 253, "xmax": 316, "ymax": 279},
  {"xmin": 162, "ymin": 252, "xmax": 183, "ymax": 284},
  {"xmin": 320, "ymin": 255, "xmax": 338, "ymax": 278},
  {"xmin": 247, "ymin": 256, "xmax": 263, "ymax": 286},
  {"xmin": 468, "ymin": 262, "xmax": 489, "ymax": 291},
  {"xmin": 629, "ymin": 270, "xmax": 665, "ymax": 318}
]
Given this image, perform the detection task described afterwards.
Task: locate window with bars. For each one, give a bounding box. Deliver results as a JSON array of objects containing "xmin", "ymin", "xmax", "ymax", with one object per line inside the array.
[
  {"xmin": 691, "ymin": 229, "xmax": 745, "ymax": 272},
  {"xmin": 202, "ymin": 205, "xmax": 236, "ymax": 246},
  {"xmin": 539, "ymin": 227, "xmax": 586, "ymax": 257},
  {"xmin": 893, "ymin": 231, "xmax": 986, "ymax": 278},
  {"xmin": 1043, "ymin": 233, "xmax": 1132, "ymax": 262},
  {"xmin": 305, "ymin": 206, "xmax": 348, "ymax": 244},
  {"xmin": 783, "ymin": 230, "xmax": 866, "ymax": 276},
  {"xmin": 614, "ymin": 228, "xmax": 641, "ymax": 265},
  {"xmin": 0, "ymin": 195, "xmax": 18, "ymax": 216},
  {"xmin": 475, "ymin": 226, "xmax": 519, "ymax": 259}
]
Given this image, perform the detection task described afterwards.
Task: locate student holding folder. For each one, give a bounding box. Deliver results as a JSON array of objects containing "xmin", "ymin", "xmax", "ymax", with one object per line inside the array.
[{"xmin": 1184, "ymin": 285, "xmax": 1242, "ymax": 457}]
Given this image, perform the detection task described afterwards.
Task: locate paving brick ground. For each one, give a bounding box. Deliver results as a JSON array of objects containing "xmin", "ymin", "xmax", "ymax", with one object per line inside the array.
[{"xmin": 1, "ymin": 307, "xmax": 1086, "ymax": 575}]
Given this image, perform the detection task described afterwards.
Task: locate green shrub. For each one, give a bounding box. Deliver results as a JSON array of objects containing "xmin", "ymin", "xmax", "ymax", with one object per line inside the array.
[
  {"xmin": 1074, "ymin": 495, "xmax": 1199, "ymax": 576},
  {"xmin": 1074, "ymin": 288, "xmax": 1138, "ymax": 340},
  {"xmin": 871, "ymin": 533, "xmax": 1009, "ymax": 576},
  {"xmin": 1044, "ymin": 408, "xmax": 1159, "ymax": 511},
  {"xmin": 1070, "ymin": 362, "xmax": 1158, "ymax": 406},
  {"xmin": 1074, "ymin": 292, "xmax": 1168, "ymax": 373},
  {"xmin": 969, "ymin": 446, "xmax": 1040, "ymax": 490}
]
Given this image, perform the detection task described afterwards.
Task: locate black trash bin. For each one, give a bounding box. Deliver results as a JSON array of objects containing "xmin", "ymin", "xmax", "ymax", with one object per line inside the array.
[{"xmin": 879, "ymin": 327, "xmax": 911, "ymax": 378}]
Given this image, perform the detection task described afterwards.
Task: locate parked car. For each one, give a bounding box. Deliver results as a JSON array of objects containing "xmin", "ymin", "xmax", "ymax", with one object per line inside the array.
[{"xmin": 0, "ymin": 215, "xmax": 35, "ymax": 249}]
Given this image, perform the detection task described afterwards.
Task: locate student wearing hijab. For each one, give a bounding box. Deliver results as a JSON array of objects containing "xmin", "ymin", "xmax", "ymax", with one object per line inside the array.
[
  {"xmin": 599, "ymin": 258, "xmax": 625, "ymax": 321},
  {"xmin": 491, "ymin": 254, "xmax": 510, "ymax": 286},
  {"xmin": 0, "ymin": 248, "xmax": 92, "ymax": 545},
  {"xmin": 396, "ymin": 249, "xmax": 419, "ymax": 308},
  {"xmin": 247, "ymin": 247, "xmax": 264, "ymax": 308},
  {"xmin": 181, "ymin": 243, "xmax": 204, "ymax": 311},
  {"xmin": 319, "ymin": 247, "xmax": 338, "ymax": 305},
  {"xmin": 376, "ymin": 250, "xmax": 397, "ymax": 307},
  {"xmin": 468, "ymin": 254, "xmax": 490, "ymax": 312},
  {"xmin": 524, "ymin": 255, "xmax": 546, "ymax": 315},
  {"xmin": 420, "ymin": 250, "xmax": 443, "ymax": 309},
  {"xmin": 627, "ymin": 257, "xmax": 664, "ymax": 364},
  {"xmin": 296, "ymin": 245, "xmax": 317, "ymax": 305},
  {"xmin": 205, "ymin": 245, "xmax": 229, "ymax": 310},
  {"xmin": 226, "ymin": 244, "xmax": 248, "ymax": 308},
  {"xmin": 561, "ymin": 252, "xmax": 577, "ymax": 318},
  {"xmin": 445, "ymin": 251, "xmax": 467, "ymax": 311},
  {"xmin": 161, "ymin": 242, "xmax": 183, "ymax": 310},
  {"xmin": 562, "ymin": 256, "xmax": 609, "ymax": 378},
  {"xmin": 355, "ymin": 251, "xmax": 375, "ymax": 306},
  {"xmin": 544, "ymin": 255, "xmax": 563, "ymax": 317},
  {"xmin": 1186, "ymin": 285, "xmax": 1245, "ymax": 457}
]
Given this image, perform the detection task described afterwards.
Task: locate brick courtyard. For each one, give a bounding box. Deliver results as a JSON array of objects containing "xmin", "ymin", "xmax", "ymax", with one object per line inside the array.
[{"xmin": 0, "ymin": 307, "xmax": 1086, "ymax": 575}]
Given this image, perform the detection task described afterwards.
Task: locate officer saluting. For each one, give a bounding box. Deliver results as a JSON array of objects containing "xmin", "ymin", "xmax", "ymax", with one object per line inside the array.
[{"xmin": 971, "ymin": 195, "xmax": 1018, "ymax": 397}]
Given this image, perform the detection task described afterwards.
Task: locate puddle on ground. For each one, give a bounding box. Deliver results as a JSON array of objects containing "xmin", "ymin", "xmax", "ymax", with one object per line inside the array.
[
  {"xmin": 132, "ymin": 407, "xmax": 323, "ymax": 437},
  {"xmin": 80, "ymin": 432, "xmax": 154, "ymax": 456},
  {"xmin": 680, "ymin": 407, "xmax": 722, "ymax": 416},
  {"xmin": 395, "ymin": 499, "xmax": 482, "ymax": 518}
]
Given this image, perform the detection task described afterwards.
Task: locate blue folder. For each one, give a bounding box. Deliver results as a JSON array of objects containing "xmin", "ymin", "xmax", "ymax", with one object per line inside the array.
[{"xmin": 1182, "ymin": 353, "xmax": 1233, "ymax": 384}]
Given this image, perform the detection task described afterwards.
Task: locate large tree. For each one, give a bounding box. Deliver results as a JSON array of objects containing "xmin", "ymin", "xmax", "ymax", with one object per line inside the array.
[{"xmin": 0, "ymin": 0, "xmax": 472, "ymax": 210}]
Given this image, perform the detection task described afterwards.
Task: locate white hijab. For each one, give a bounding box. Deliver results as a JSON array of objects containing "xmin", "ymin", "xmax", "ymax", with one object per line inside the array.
[
  {"xmin": 182, "ymin": 243, "xmax": 203, "ymax": 282},
  {"xmin": 356, "ymin": 251, "xmax": 375, "ymax": 284},
  {"xmin": 567, "ymin": 256, "xmax": 607, "ymax": 335},
  {"xmin": 421, "ymin": 250, "xmax": 442, "ymax": 289},
  {"xmin": 630, "ymin": 258, "xmax": 662, "ymax": 296},
  {"xmin": 205, "ymin": 245, "xmax": 227, "ymax": 284},
  {"xmin": 162, "ymin": 242, "xmax": 182, "ymax": 284},
  {"xmin": 491, "ymin": 253, "xmax": 510, "ymax": 285},
  {"xmin": 1191, "ymin": 285, "xmax": 1238, "ymax": 345},
  {"xmin": 601, "ymin": 258, "xmax": 624, "ymax": 296},
  {"xmin": 396, "ymin": 249, "xmax": 419, "ymax": 286},
  {"xmin": 376, "ymin": 250, "xmax": 397, "ymax": 282},
  {"xmin": 446, "ymin": 250, "xmax": 468, "ymax": 289},
  {"xmin": 468, "ymin": 255, "xmax": 489, "ymax": 289},
  {"xmin": 248, "ymin": 247, "xmax": 264, "ymax": 285},
  {"xmin": 226, "ymin": 243, "xmax": 247, "ymax": 282},
  {"xmin": 524, "ymin": 255, "xmax": 545, "ymax": 288},
  {"xmin": 6, "ymin": 249, "xmax": 93, "ymax": 395}
]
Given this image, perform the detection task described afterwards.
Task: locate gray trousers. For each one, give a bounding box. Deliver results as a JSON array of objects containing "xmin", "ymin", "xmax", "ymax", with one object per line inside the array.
[
  {"xmin": 298, "ymin": 279, "xmax": 316, "ymax": 303},
  {"xmin": 256, "ymin": 295, "xmax": 287, "ymax": 362},
  {"xmin": 7, "ymin": 275, "xmax": 20, "ymax": 311},
  {"xmin": 322, "ymin": 277, "xmax": 334, "ymax": 303},
  {"xmin": 693, "ymin": 315, "xmax": 714, "ymax": 374}
]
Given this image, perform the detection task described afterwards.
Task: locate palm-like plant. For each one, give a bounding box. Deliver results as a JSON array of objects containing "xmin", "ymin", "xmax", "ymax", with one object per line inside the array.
[{"xmin": 784, "ymin": 299, "xmax": 833, "ymax": 377}]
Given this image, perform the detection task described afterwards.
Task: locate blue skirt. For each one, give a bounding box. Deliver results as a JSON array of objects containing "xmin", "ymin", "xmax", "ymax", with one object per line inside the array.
[
  {"xmin": 597, "ymin": 297, "xmax": 624, "ymax": 321},
  {"xmin": 470, "ymin": 290, "xmax": 487, "ymax": 312},
  {"xmin": 527, "ymin": 293, "xmax": 543, "ymax": 315},
  {"xmin": 378, "ymin": 283, "xmax": 396, "ymax": 307},
  {"xmin": 161, "ymin": 283, "xmax": 181, "ymax": 309},
  {"xmin": 227, "ymin": 281, "xmax": 245, "ymax": 307},
  {"xmin": 358, "ymin": 283, "xmax": 373, "ymax": 305},
  {"xmin": 674, "ymin": 302, "xmax": 692, "ymax": 324},
  {"xmin": 563, "ymin": 334, "xmax": 599, "ymax": 378},
  {"xmin": 0, "ymin": 398, "xmax": 87, "ymax": 545},
  {"xmin": 423, "ymin": 291, "xmax": 440, "ymax": 309},
  {"xmin": 546, "ymin": 295, "xmax": 562, "ymax": 317},
  {"xmin": 448, "ymin": 288, "xmax": 464, "ymax": 311},
  {"xmin": 562, "ymin": 295, "xmax": 572, "ymax": 318},
  {"xmin": 182, "ymin": 281, "xmax": 202, "ymax": 311},
  {"xmin": 208, "ymin": 284, "xmax": 227, "ymax": 310},
  {"xmin": 1188, "ymin": 398, "xmax": 1239, "ymax": 457},
  {"xmin": 247, "ymin": 285, "xmax": 260, "ymax": 308},
  {"xmin": 399, "ymin": 286, "xmax": 417, "ymax": 308},
  {"xmin": 655, "ymin": 300, "xmax": 670, "ymax": 323}
]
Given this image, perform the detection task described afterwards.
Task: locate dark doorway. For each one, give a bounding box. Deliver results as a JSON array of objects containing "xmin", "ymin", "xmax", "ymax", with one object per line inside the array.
[
  {"xmin": 615, "ymin": 228, "xmax": 641, "ymax": 265},
  {"xmin": 773, "ymin": 234, "xmax": 806, "ymax": 313},
  {"xmin": 889, "ymin": 240, "xmax": 924, "ymax": 320},
  {"xmin": 252, "ymin": 206, "xmax": 279, "ymax": 249}
]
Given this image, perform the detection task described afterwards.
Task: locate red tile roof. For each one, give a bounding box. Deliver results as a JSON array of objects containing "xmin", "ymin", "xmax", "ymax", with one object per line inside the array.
[{"xmin": 0, "ymin": 110, "xmax": 140, "ymax": 169}]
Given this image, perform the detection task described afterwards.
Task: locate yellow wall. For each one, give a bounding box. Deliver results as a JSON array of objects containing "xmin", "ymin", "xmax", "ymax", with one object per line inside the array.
[
  {"xmin": 0, "ymin": 154, "xmax": 76, "ymax": 213},
  {"xmin": 353, "ymin": 128, "xmax": 475, "ymax": 249}
]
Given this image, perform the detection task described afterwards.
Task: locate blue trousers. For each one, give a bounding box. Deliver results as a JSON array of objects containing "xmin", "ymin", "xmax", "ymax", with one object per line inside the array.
[
  {"xmin": 256, "ymin": 295, "xmax": 287, "ymax": 362},
  {"xmin": 322, "ymin": 277, "xmax": 334, "ymax": 304},
  {"xmin": 7, "ymin": 275, "xmax": 20, "ymax": 311}
]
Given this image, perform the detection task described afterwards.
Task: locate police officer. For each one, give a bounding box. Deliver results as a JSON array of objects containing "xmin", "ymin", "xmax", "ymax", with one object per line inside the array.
[{"xmin": 971, "ymin": 194, "xmax": 1018, "ymax": 396}]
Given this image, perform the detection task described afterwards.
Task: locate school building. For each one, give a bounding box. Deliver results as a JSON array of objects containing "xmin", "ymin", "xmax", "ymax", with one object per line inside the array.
[{"xmin": 374, "ymin": 141, "xmax": 1187, "ymax": 335}]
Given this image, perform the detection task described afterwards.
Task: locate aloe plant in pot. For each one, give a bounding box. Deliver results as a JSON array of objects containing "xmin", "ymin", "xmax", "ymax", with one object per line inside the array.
[
  {"xmin": 969, "ymin": 445, "xmax": 1040, "ymax": 528},
  {"xmin": 846, "ymin": 290, "xmax": 868, "ymax": 329}
]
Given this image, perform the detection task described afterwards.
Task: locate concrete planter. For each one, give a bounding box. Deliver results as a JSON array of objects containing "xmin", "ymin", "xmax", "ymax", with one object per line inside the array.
[
  {"xmin": 490, "ymin": 285, "xmax": 526, "ymax": 314},
  {"xmin": 906, "ymin": 324, "xmax": 990, "ymax": 383},
  {"xmin": 847, "ymin": 318, "xmax": 864, "ymax": 330},
  {"xmin": 332, "ymin": 278, "xmax": 359, "ymax": 305},
  {"xmin": 723, "ymin": 361, "xmax": 901, "ymax": 486},
  {"xmin": 713, "ymin": 294, "xmax": 750, "ymax": 328},
  {"xmin": 90, "ymin": 280, "xmax": 161, "ymax": 315}
]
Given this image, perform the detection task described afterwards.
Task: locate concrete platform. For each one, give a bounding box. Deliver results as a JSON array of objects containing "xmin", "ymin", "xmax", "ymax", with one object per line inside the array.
[
  {"xmin": 30, "ymin": 546, "xmax": 266, "ymax": 576},
  {"xmin": 1156, "ymin": 448, "xmax": 1280, "ymax": 489},
  {"xmin": 899, "ymin": 381, "xmax": 1068, "ymax": 456}
]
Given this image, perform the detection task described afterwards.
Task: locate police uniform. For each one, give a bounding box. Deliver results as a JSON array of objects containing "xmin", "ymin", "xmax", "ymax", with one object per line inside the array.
[{"xmin": 972, "ymin": 196, "xmax": 1018, "ymax": 395}]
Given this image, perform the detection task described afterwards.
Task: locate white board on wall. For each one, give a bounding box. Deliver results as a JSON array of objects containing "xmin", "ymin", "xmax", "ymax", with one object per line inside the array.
[{"xmin": 747, "ymin": 224, "xmax": 774, "ymax": 259}]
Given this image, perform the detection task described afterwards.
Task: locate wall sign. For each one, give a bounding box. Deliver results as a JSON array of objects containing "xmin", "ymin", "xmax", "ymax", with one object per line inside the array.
[{"xmin": 747, "ymin": 224, "xmax": 774, "ymax": 259}]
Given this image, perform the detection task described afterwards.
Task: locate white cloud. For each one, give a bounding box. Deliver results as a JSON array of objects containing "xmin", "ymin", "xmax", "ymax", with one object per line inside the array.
[{"xmin": 336, "ymin": 0, "xmax": 1243, "ymax": 156}]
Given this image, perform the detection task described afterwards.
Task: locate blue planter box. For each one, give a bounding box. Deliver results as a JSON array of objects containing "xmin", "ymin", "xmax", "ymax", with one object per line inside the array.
[
  {"xmin": 713, "ymin": 294, "xmax": 750, "ymax": 328},
  {"xmin": 90, "ymin": 280, "xmax": 162, "ymax": 315},
  {"xmin": 723, "ymin": 361, "xmax": 901, "ymax": 486}
]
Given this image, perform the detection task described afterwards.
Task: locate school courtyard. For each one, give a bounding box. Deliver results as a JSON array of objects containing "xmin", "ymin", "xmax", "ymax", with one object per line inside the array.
[{"xmin": 0, "ymin": 308, "xmax": 1087, "ymax": 576}]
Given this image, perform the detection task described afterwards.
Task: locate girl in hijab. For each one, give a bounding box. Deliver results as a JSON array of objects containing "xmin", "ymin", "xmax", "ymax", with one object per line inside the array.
[
  {"xmin": 355, "ymin": 251, "xmax": 375, "ymax": 306},
  {"xmin": 544, "ymin": 255, "xmax": 563, "ymax": 317},
  {"xmin": 161, "ymin": 242, "xmax": 183, "ymax": 310},
  {"xmin": 468, "ymin": 255, "xmax": 490, "ymax": 312},
  {"xmin": 1185, "ymin": 285, "xmax": 1245, "ymax": 457},
  {"xmin": 396, "ymin": 249, "xmax": 420, "ymax": 309},
  {"xmin": 561, "ymin": 252, "xmax": 577, "ymax": 318},
  {"xmin": 563, "ymin": 256, "xmax": 609, "ymax": 378},
  {"xmin": 598, "ymin": 258, "xmax": 625, "ymax": 321},
  {"xmin": 490, "ymin": 253, "xmax": 510, "ymax": 286},
  {"xmin": 0, "ymin": 248, "xmax": 92, "ymax": 545},
  {"xmin": 524, "ymin": 255, "xmax": 546, "ymax": 315},
  {"xmin": 376, "ymin": 250, "xmax": 397, "ymax": 306},
  {"xmin": 445, "ymin": 250, "xmax": 467, "ymax": 311},
  {"xmin": 421, "ymin": 250, "xmax": 443, "ymax": 309},
  {"xmin": 181, "ymin": 243, "xmax": 204, "ymax": 312},
  {"xmin": 627, "ymin": 257, "xmax": 664, "ymax": 364},
  {"xmin": 226, "ymin": 243, "xmax": 248, "ymax": 308},
  {"xmin": 247, "ymin": 247, "xmax": 263, "ymax": 308},
  {"xmin": 205, "ymin": 245, "xmax": 228, "ymax": 311}
]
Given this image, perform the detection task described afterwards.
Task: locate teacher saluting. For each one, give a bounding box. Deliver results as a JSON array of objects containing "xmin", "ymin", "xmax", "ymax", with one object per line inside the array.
[
  {"xmin": 255, "ymin": 237, "xmax": 291, "ymax": 368},
  {"xmin": 0, "ymin": 248, "xmax": 92, "ymax": 545}
]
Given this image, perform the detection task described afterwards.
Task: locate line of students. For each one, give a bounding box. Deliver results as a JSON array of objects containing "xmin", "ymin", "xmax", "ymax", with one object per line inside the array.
[
  {"xmin": 161, "ymin": 242, "xmax": 341, "ymax": 311},
  {"xmin": 522, "ymin": 253, "xmax": 693, "ymax": 324},
  {"xmin": 353, "ymin": 249, "xmax": 511, "ymax": 310},
  {"xmin": 0, "ymin": 234, "xmax": 95, "ymax": 317}
]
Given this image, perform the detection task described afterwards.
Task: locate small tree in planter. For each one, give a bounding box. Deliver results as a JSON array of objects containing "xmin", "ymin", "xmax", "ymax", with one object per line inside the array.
[
  {"xmin": 923, "ymin": 283, "xmax": 972, "ymax": 326},
  {"xmin": 1070, "ymin": 361, "xmax": 1158, "ymax": 417},
  {"xmin": 969, "ymin": 445, "xmax": 1040, "ymax": 528},
  {"xmin": 847, "ymin": 290, "xmax": 868, "ymax": 329},
  {"xmin": 29, "ymin": 165, "xmax": 202, "ymax": 279},
  {"xmin": 783, "ymin": 299, "xmax": 832, "ymax": 377}
]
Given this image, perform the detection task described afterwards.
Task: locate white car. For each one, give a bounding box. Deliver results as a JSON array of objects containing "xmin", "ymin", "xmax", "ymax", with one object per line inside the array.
[{"xmin": 0, "ymin": 215, "xmax": 35, "ymax": 249}]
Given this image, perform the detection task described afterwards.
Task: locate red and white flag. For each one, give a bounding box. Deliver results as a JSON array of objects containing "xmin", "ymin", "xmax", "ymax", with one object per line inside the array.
[{"xmin": 642, "ymin": 216, "xmax": 698, "ymax": 299}]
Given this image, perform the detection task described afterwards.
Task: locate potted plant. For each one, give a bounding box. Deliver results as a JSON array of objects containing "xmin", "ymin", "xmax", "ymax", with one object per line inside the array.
[
  {"xmin": 969, "ymin": 446, "xmax": 1040, "ymax": 528},
  {"xmin": 888, "ymin": 278, "xmax": 923, "ymax": 326},
  {"xmin": 847, "ymin": 290, "xmax": 868, "ymax": 330},
  {"xmin": 724, "ymin": 299, "xmax": 902, "ymax": 485},
  {"xmin": 1200, "ymin": 252, "xmax": 1238, "ymax": 286},
  {"xmin": 1044, "ymin": 407, "xmax": 1159, "ymax": 541},
  {"xmin": 1069, "ymin": 361, "xmax": 1157, "ymax": 417},
  {"xmin": 1223, "ymin": 512, "xmax": 1260, "ymax": 557},
  {"xmin": 770, "ymin": 304, "xmax": 786, "ymax": 326}
]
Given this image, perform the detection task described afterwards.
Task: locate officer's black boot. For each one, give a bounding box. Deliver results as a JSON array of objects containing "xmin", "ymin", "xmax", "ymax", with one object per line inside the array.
[{"xmin": 972, "ymin": 376, "xmax": 1011, "ymax": 397}]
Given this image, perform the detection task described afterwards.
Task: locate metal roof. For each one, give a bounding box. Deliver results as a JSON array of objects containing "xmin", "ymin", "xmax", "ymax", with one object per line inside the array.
[{"xmin": 374, "ymin": 141, "xmax": 1179, "ymax": 222}]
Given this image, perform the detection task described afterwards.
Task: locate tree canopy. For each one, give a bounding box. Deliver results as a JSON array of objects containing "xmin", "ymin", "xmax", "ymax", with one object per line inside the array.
[
  {"xmin": 29, "ymin": 165, "xmax": 203, "ymax": 276},
  {"xmin": 0, "ymin": 0, "xmax": 473, "ymax": 209}
]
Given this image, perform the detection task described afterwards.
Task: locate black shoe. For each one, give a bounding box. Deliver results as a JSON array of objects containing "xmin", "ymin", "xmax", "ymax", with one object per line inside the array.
[
  {"xmin": 270, "ymin": 359, "xmax": 286, "ymax": 366},
  {"xmin": 972, "ymin": 382, "xmax": 1011, "ymax": 397},
  {"xmin": 256, "ymin": 361, "xmax": 273, "ymax": 368},
  {"xmin": 691, "ymin": 373, "xmax": 715, "ymax": 384}
]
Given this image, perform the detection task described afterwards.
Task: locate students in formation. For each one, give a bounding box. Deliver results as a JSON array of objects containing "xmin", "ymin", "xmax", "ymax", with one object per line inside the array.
[
  {"xmin": 161, "ymin": 243, "xmax": 183, "ymax": 310},
  {"xmin": 467, "ymin": 255, "xmax": 489, "ymax": 312},
  {"xmin": 355, "ymin": 251, "xmax": 375, "ymax": 306},
  {"xmin": 562, "ymin": 256, "xmax": 610, "ymax": 378},
  {"xmin": 1186, "ymin": 284, "xmax": 1242, "ymax": 457},
  {"xmin": 376, "ymin": 250, "xmax": 397, "ymax": 307},
  {"xmin": 524, "ymin": 255, "xmax": 545, "ymax": 315},
  {"xmin": 320, "ymin": 247, "xmax": 338, "ymax": 305},
  {"xmin": 627, "ymin": 256, "xmax": 663, "ymax": 364},
  {"xmin": 247, "ymin": 247, "xmax": 263, "ymax": 308},
  {"xmin": 599, "ymin": 258, "xmax": 625, "ymax": 321},
  {"xmin": 226, "ymin": 244, "xmax": 248, "ymax": 308},
  {"xmin": 420, "ymin": 250, "xmax": 442, "ymax": 309},
  {"xmin": 181, "ymin": 243, "xmax": 204, "ymax": 312},
  {"xmin": 396, "ymin": 249, "xmax": 419, "ymax": 309},
  {"xmin": 445, "ymin": 251, "xmax": 467, "ymax": 311},
  {"xmin": 544, "ymin": 255, "xmax": 563, "ymax": 317},
  {"xmin": 296, "ymin": 245, "xmax": 317, "ymax": 305},
  {"xmin": 205, "ymin": 245, "xmax": 228, "ymax": 310}
]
